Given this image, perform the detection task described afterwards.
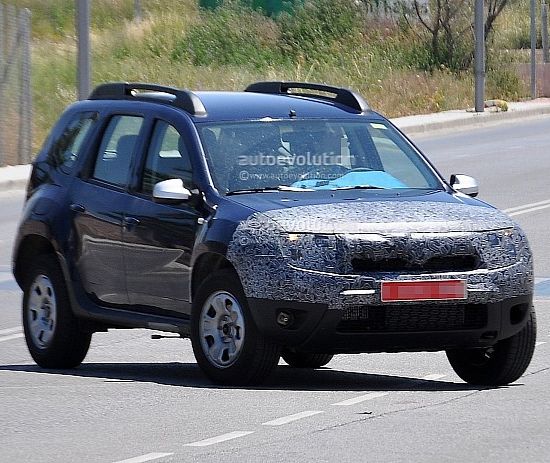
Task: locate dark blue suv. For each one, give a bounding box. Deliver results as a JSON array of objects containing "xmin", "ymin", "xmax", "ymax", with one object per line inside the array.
[{"xmin": 13, "ymin": 82, "xmax": 536, "ymax": 385}]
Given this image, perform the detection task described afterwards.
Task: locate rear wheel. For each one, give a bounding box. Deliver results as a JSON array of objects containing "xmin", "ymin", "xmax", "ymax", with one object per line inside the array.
[
  {"xmin": 191, "ymin": 269, "xmax": 280, "ymax": 385},
  {"xmin": 446, "ymin": 308, "xmax": 536, "ymax": 386},
  {"xmin": 282, "ymin": 349, "xmax": 334, "ymax": 368},
  {"xmin": 22, "ymin": 255, "xmax": 91, "ymax": 368}
]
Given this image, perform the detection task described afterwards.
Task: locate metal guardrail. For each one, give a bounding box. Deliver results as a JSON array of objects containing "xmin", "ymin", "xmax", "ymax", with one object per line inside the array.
[{"xmin": 0, "ymin": 3, "xmax": 32, "ymax": 167}]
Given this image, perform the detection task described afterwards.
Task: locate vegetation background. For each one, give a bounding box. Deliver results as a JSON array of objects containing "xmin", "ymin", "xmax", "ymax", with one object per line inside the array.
[{"xmin": 13, "ymin": 0, "xmax": 541, "ymax": 149}]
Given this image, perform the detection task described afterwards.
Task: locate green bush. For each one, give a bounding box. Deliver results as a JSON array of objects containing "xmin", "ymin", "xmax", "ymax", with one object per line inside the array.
[
  {"xmin": 278, "ymin": 0, "xmax": 365, "ymax": 64},
  {"xmin": 172, "ymin": 3, "xmax": 283, "ymax": 67},
  {"xmin": 487, "ymin": 68, "xmax": 523, "ymax": 101}
]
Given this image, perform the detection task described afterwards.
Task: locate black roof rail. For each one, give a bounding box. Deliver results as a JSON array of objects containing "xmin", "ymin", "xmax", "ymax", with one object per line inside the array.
[
  {"xmin": 88, "ymin": 82, "xmax": 207, "ymax": 116},
  {"xmin": 244, "ymin": 81, "xmax": 369, "ymax": 113}
]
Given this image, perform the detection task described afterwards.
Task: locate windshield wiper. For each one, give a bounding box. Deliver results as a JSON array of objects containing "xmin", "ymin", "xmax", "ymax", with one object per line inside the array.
[
  {"xmin": 333, "ymin": 185, "xmax": 386, "ymax": 190},
  {"xmin": 226, "ymin": 185, "xmax": 313, "ymax": 195}
]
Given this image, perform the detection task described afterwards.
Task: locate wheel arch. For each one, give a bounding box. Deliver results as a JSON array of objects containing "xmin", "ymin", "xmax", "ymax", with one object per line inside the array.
[
  {"xmin": 13, "ymin": 234, "xmax": 62, "ymax": 289},
  {"xmin": 191, "ymin": 252, "xmax": 239, "ymax": 301}
]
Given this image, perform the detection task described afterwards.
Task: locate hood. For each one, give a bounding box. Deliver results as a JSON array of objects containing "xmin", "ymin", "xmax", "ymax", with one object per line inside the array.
[{"xmin": 252, "ymin": 199, "xmax": 515, "ymax": 234}]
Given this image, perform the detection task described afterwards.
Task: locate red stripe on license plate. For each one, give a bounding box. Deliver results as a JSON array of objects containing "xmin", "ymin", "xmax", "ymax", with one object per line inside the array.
[{"xmin": 381, "ymin": 280, "xmax": 467, "ymax": 302}]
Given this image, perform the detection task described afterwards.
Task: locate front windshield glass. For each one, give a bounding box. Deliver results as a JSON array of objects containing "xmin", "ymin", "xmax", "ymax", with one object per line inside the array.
[{"xmin": 198, "ymin": 119, "xmax": 443, "ymax": 194}]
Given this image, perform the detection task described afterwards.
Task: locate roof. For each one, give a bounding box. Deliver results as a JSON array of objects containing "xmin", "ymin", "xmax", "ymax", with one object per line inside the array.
[{"xmin": 192, "ymin": 91, "xmax": 378, "ymax": 122}]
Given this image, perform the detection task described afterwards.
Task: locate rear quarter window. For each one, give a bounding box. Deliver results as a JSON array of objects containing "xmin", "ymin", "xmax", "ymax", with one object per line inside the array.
[{"xmin": 47, "ymin": 112, "xmax": 98, "ymax": 173}]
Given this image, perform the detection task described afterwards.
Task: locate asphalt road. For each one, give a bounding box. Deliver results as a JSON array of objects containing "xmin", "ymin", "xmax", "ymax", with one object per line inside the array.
[{"xmin": 1, "ymin": 116, "xmax": 549, "ymax": 463}]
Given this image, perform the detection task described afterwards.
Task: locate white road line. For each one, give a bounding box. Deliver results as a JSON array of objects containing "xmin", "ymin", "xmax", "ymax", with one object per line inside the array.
[
  {"xmin": 113, "ymin": 453, "xmax": 173, "ymax": 463},
  {"xmin": 504, "ymin": 198, "xmax": 550, "ymax": 213},
  {"xmin": 262, "ymin": 410, "xmax": 324, "ymax": 426},
  {"xmin": 507, "ymin": 204, "xmax": 550, "ymax": 217},
  {"xmin": 0, "ymin": 333, "xmax": 24, "ymax": 342},
  {"xmin": 536, "ymin": 341, "xmax": 547, "ymax": 347},
  {"xmin": 421, "ymin": 374, "xmax": 447, "ymax": 381},
  {"xmin": 185, "ymin": 431, "xmax": 254, "ymax": 447},
  {"xmin": 0, "ymin": 326, "xmax": 22, "ymax": 335},
  {"xmin": 331, "ymin": 392, "xmax": 390, "ymax": 406}
]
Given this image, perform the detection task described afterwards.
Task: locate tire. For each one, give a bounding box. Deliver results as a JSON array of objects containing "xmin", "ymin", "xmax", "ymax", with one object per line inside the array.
[
  {"xmin": 282, "ymin": 349, "xmax": 334, "ymax": 368},
  {"xmin": 22, "ymin": 255, "xmax": 91, "ymax": 369},
  {"xmin": 446, "ymin": 308, "xmax": 537, "ymax": 386},
  {"xmin": 190, "ymin": 269, "xmax": 280, "ymax": 385}
]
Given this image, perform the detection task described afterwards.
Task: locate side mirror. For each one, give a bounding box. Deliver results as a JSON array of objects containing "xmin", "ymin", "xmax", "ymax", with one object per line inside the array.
[
  {"xmin": 153, "ymin": 179, "xmax": 191, "ymax": 203},
  {"xmin": 450, "ymin": 174, "xmax": 479, "ymax": 197}
]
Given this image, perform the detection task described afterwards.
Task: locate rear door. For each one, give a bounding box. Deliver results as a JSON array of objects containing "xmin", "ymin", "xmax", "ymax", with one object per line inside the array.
[
  {"xmin": 70, "ymin": 114, "xmax": 145, "ymax": 306},
  {"xmin": 122, "ymin": 119, "xmax": 200, "ymax": 315}
]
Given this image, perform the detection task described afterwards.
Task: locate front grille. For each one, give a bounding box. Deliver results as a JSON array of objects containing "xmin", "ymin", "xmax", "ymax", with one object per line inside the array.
[
  {"xmin": 338, "ymin": 304, "xmax": 488, "ymax": 333},
  {"xmin": 351, "ymin": 255, "xmax": 480, "ymax": 273}
]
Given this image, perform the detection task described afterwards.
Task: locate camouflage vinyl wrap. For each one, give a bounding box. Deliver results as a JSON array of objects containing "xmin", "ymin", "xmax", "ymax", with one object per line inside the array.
[{"xmin": 226, "ymin": 201, "xmax": 533, "ymax": 310}]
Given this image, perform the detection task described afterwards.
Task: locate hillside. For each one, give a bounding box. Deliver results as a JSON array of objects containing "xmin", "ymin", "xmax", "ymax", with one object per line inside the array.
[{"xmin": 19, "ymin": 0, "xmax": 533, "ymax": 149}]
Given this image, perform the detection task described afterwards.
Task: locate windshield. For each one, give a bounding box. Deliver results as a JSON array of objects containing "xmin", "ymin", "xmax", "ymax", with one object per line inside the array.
[{"xmin": 198, "ymin": 119, "xmax": 443, "ymax": 194}]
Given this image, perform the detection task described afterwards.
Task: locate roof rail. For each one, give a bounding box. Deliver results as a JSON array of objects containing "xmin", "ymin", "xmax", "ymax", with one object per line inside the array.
[
  {"xmin": 244, "ymin": 81, "xmax": 369, "ymax": 113},
  {"xmin": 88, "ymin": 82, "xmax": 207, "ymax": 116}
]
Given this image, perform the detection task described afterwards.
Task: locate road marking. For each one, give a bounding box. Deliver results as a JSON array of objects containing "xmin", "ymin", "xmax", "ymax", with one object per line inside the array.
[
  {"xmin": 536, "ymin": 341, "xmax": 547, "ymax": 347},
  {"xmin": 0, "ymin": 326, "xmax": 22, "ymax": 335},
  {"xmin": 261, "ymin": 410, "xmax": 324, "ymax": 426},
  {"xmin": 0, "ymin": 333, "xmax": 24, "ymax": 342},
  {"xmin": 113, "ymin": 453, "xmax": 173, "ymax": 463},
  {"xmin": 185, "ymin": 431, "xmax": 255, "ymax": 447},
  {"xmin": 421, "ymin": 374, "xmax": 447, "ymax": 381},
  {"xmin": 504, "ymin": 198, "xmax": 550, "ymax": 214},
  {"xmin": 331, "ymin": 392, "xmax": 390, "ymax": 406},
  {"xmin": 508, "ymin": 204, "xmax": 550, "ymax": 217}
]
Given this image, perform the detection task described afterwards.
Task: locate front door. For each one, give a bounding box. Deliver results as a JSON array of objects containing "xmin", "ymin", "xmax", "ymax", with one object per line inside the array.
[{"xmin": 123, "ymin": 120, "xmax": 200, "ymax": 315}]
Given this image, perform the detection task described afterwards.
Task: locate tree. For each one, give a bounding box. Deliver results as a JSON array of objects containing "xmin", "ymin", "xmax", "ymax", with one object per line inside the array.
[
  {"xmin": 405, "ymin": 0, "xmax": 511, "ymax": 70},
  {"xmin": 485, "ymin": 0, "xmax": 510, "ymax": 40}
]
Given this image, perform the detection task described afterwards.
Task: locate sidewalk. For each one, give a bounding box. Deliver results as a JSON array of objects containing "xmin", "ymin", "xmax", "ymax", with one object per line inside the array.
[
  {"xmin": 1, "ymin": 97, "xmax": 550, "ymax": 192},
  {"xmin": 0, "ymin": 164, "xmax": 31, "ymax": 192},
  {"xmin": 392, "ymin": 97, "xmax": 550, "ymax": 135}
]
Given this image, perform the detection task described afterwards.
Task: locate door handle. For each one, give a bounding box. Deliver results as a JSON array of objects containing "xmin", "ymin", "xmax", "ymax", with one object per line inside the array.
[
  {"xmin": 70, "ymin": 203, "xmax": 86, "ymax": 213},
  {"xmin": 123, "ymin": 217, "xmax": 140, "ymax": 227}
]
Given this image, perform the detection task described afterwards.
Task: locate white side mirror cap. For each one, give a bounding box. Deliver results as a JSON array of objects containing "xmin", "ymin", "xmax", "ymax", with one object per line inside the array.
[
  {"xmin": 153, "ymin": 179, "xmax": 191, "ymax": 202},
  {"xmin": 450, "ymin": 174, "xmax": 479, "ymax": 197}
]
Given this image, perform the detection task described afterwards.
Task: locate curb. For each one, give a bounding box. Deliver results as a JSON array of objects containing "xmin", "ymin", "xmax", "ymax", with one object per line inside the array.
[
  {"xmin": 0, "ymin": 165, "xmax": 31, "ymax": 193},
  {"xmin": 393, "ymin": 104, "xmax": 550, "ymax": 135}
]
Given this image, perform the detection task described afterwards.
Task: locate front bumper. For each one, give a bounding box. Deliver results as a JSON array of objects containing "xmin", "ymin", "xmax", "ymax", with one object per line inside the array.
[{"xmin": 248, "ymin": 294, "xmax": 533, "ymax": 353}]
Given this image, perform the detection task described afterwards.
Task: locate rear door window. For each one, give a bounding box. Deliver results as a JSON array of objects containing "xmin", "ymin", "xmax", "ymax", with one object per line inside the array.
[{"xmin": 93, "ymin": 115, "xmax": 144, "ymax": 187}]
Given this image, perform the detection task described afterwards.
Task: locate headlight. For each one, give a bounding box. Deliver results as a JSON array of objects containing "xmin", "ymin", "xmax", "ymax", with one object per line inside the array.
[
  {"xmin": 479, "ymin": 227, "xmax": 530, "ymax": 270},
  {"xmin": 281, "ymin": 233, "xmax": 340, "ymax": 272}
]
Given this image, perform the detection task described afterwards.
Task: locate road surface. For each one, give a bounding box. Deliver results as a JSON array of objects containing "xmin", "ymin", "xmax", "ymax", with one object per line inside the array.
[{"xmin": 1, "ymin": 116, "xmax": 549, "ymax": 462}]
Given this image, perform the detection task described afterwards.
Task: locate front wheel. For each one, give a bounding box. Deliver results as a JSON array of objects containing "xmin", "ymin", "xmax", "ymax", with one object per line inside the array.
[
  {"xmin": 446, "ymin": 308, "xmax": 537, "ymax": 386},
  {"xmin": 190, "ymin": 269, "xmax": 280, "ymax": 385},
  {"xmin": 22, "ymin": 255, "xmax": 91, "ymax": 368}
]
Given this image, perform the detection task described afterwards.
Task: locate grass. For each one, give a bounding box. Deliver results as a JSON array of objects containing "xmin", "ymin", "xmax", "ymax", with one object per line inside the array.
[{"xmin": 18, "ymin": 0, "xmax": 534, "ymax": 154}]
